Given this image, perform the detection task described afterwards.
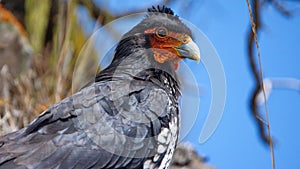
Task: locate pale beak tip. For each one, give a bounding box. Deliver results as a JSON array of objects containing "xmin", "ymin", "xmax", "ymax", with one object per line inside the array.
[{"xmin": 176, "ymin": 40, "xmax": 200, "ymax": 62}]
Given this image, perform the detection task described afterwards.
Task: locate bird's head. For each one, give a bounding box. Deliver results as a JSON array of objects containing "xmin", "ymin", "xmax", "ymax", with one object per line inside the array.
[
  {"xmin": 112, "ymin": 6, "xmax": 200, "ymax": 75},
  {"xmin": 143, "ymin": 6, "xmax": 200, "ymax": 70}
]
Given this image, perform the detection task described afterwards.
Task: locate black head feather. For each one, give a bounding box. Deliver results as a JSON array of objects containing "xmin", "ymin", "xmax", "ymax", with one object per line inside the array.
[
  {"xmin": 145, "ymin": 6, "xmax": 180, "ymax": 23},
  {"xmin": 147, "ymin": 5, "xmax": 174, "ymax": 16},
  {"xmin": 118, "ymin": 5, "xmax": 192, "ymax": 40}
]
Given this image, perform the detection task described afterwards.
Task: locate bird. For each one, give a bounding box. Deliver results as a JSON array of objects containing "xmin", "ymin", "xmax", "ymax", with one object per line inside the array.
[{"xmin": 0, "ymin": 6, "xmax": 200, "ymax": 169}]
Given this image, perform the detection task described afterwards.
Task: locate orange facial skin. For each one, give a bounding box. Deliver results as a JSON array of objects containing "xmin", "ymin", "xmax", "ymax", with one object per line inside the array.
[{"xmin": 144, "ymin": 27, "xmax": 191, "ymax": 70}]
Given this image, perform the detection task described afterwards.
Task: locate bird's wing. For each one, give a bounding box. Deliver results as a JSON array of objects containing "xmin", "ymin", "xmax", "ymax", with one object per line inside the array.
[{"xmin": 0, "ymin": 80, "xmax": 172, "ymax": 169}]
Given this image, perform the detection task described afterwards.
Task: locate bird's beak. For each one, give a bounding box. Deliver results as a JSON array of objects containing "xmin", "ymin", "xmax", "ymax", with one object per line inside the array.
[{"xmin": 175, "ymin": 40, "xmax": 200, "ymax": 62}]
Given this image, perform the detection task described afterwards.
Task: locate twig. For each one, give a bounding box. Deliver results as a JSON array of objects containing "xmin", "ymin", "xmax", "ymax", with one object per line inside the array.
[{"xmin": 246, "ymin": 0, "xmax": 275, "ymax": 168}]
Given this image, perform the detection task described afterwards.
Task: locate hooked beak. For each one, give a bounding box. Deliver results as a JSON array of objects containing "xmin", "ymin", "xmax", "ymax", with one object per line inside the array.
[{"xmin": 175, "ymin": 40, "xmax": 200, "ymax": 62}]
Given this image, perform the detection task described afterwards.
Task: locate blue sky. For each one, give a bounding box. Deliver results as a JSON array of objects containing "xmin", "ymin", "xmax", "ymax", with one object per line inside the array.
[{"xmin": 81, "ymin": 1, "xmax": 300, "ymax": 168}]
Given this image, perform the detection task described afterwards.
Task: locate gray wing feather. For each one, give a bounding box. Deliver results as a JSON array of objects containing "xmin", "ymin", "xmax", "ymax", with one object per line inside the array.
[{"xmin": 0, "ymin": 81, "xmax": 172, "ymax": 169}]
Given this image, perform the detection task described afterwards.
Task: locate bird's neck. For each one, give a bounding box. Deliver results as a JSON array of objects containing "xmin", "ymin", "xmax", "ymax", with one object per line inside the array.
[{"xmin": 96, "ymin": 33, "xmax": 180, "ymax": 97}]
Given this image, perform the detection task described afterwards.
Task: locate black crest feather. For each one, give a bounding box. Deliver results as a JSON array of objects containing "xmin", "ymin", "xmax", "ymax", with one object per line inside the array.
[
  {"xmin": 144, "ymin": 5, "xmax": 191, "ymax": 36},
  {"xmin": 146, "ymin": 5, "xmax": 182, "ymax": 23},
  {"xmin": 147, "ymin": 5, "xmax": 174, "ymax": 15}
]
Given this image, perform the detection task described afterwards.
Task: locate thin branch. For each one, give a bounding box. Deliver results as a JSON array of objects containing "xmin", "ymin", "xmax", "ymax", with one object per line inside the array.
[
  {"xmin": 246, "ymin": 0, "xmax": 275, "ymax": 168},
  {"xmin": 78, "ymin": 0, "xmax": 173, "ymax": 26},
  {"xmin": 247, "ymin": 0, "xmax": 270, "ymax": 144}
]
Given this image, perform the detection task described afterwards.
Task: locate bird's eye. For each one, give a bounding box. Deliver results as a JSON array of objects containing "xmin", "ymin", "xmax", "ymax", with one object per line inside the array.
[{"xmin": 156, "ymin": 27, "xmax": 168, "ymax": 38}]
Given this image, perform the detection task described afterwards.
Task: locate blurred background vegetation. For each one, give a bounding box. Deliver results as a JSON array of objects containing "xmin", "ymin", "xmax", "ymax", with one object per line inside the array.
[{"xmin": 0, "ymin": 0, "xmax": 90, "ymax": 134}]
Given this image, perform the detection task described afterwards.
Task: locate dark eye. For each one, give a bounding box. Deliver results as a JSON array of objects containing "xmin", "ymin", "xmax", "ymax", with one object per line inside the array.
[{"xmin": 156, "ymin": 27, "xmax": 168, "ymax": 38}]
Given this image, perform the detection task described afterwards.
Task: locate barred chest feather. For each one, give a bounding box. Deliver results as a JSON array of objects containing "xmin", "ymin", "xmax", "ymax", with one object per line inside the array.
[{"xmin": 143, "ymin": 113, "xmax": 179, "ymax": 169}]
